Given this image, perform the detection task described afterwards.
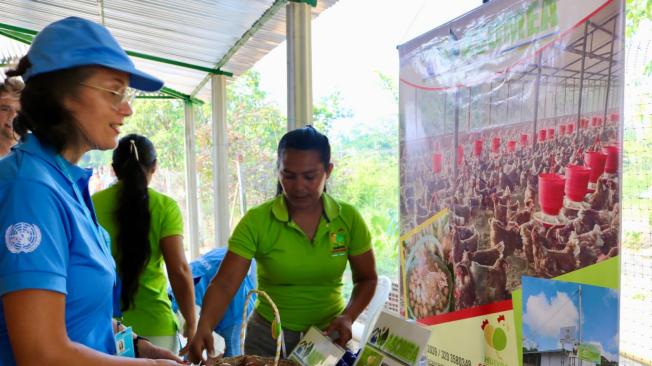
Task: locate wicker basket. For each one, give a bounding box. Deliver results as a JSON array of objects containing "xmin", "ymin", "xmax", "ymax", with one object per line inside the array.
[{"xmin": 205, "ymin": 290, "xmax": 298, "ymax": 366}]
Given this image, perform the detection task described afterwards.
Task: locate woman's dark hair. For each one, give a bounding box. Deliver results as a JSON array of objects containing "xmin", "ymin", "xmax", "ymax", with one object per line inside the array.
[
  {"xmin": 6, "ymin": 56, "xmax": 94, "ymax": 152},
  {"xmin": 111, "ymin": 134, "xmax": 157, "ymax": 311},
  {"xmin": 276, "ymin": 125, "xmax": 331, "ymax": 195}
]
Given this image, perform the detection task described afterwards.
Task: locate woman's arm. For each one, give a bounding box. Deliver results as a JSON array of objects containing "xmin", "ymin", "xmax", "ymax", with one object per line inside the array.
[
  {"xmin": 3, "ymin": 289, "xmax": 181, "ymax": 365},
  {"xmin": 183, "ymin": 251, "xmax": 251, "ymax": 363},
  {"xmin": 160, "ymin": 234, "xmax": 196, "ymax": 340},
  {"xmin": 325, "ymin": 250, "xmax": 378, "ymax": 347}
]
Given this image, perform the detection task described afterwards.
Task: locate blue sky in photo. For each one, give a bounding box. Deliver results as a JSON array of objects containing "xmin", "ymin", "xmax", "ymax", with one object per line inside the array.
[{"xmin": 522, "ymin": 276, "xmax": 619, "ymax": 361}]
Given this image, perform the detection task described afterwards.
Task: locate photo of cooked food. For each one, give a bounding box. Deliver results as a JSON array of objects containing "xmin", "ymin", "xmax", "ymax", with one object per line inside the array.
[{"xmin": 400, "ymin": 4, "xmax": 623, "ymax": 316}]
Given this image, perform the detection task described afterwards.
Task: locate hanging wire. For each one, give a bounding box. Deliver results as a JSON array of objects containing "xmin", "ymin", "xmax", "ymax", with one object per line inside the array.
[{"xmin": 399, "ymin": 0, "xmax": 428, "ymax": 44}]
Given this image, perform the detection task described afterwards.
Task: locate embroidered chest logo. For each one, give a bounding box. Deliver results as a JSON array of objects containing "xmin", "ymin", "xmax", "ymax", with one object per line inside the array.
[
  {"xmin": 5, "ymin": 222, "xmax": 42, "ymax": 253},
  {"xmin": 330, "ymin": 228, "xmax": 347, "ymax": 256}
]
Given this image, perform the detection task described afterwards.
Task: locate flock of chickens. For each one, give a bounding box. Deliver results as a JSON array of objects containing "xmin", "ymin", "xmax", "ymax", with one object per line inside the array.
[{"xmin": 402, "ymin": 116, "xmax": 620, "ymax": 316}]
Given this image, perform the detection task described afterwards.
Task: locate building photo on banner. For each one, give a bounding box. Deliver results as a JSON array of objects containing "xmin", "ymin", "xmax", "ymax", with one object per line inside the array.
[{"xmin": 398, "ymin": 0, "xmax": 623, "ymax": 365}]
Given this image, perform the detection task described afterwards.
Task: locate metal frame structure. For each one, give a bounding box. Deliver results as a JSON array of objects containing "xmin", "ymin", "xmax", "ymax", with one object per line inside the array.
[
  {"xmin": 441, "ymin": 7, "xmax": 624, "ymax": 169},
  {"xmin": 0, "ymin": 0, "xmax": 337, "ymax": 257}
]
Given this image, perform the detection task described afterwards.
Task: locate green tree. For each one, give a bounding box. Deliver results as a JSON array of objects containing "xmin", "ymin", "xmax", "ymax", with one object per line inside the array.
[{"xmin": 627, "ymin": 0, "xmax": 652, "ymax": 74}]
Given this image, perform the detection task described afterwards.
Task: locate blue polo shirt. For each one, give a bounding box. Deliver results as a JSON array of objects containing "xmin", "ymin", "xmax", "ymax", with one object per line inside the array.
[
  {"xmin": 0, "ymin": 134, "xmax": 117, "ymax": 365},
  {"xmin": 169, "ymin": 248, "xmax": 256, "ymax": 332}
]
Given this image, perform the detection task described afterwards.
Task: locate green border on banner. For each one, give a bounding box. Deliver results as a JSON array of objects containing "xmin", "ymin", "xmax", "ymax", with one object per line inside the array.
[{"xmin": 513, "ymin": 257, "xmax": 620, "ymax": 365}]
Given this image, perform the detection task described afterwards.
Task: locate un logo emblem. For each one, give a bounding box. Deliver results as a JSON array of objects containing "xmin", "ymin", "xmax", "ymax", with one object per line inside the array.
[{"xmin": 5, "ymin": 222, "xmax": 42, "ymax": 254}]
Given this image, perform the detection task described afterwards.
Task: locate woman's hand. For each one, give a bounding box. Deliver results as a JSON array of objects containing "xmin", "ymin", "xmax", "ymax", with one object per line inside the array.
[
  {"xmin": 180, "ymin": 324, "xmax": 216, "ymax": 364},
  {"xmin": 324, "ymin": 314, "xmax": 353, "ymax": 347},
  {"xmin": 136, "ymin": 338, "xmax": 185, "ymax": 363},
  {"xmin": 183, "ymin": 320, "xmax": 197, "ymax": 343}
]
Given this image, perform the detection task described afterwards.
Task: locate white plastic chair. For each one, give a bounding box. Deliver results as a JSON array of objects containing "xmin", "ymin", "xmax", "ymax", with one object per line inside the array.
[{"xmin": 358, "ymin": 275, "xmax": 392, "ymax": 345}]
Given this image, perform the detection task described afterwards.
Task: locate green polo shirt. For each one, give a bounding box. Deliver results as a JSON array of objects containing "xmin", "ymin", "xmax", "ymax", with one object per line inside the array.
[
  {"xmin": 92, "ymin": 183, "xmax": 184, "ymax": 336},
  {"xmin": 228, "ymin": 193, "xmax": 372, "ymax": 331}
]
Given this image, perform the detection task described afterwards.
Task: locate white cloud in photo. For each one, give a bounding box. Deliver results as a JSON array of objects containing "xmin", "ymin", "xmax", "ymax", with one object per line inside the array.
[
  {"xmin": 523, "ymin": 291, "xmax": 579, "ymax": 338},
  {"xmin": 610, "ymin": 334, "xmax": 619, "ymax": 349}
]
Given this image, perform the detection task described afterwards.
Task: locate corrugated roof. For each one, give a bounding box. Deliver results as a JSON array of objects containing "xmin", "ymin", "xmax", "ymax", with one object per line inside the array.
[{"xmin": 0, "ymin": 0, "xmax": 338, "ymax": 101}]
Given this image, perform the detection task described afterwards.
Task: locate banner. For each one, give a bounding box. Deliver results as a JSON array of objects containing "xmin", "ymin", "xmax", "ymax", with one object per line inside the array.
[
  {"xmin": 398, "ymin": 0, "xmax": 624, "ymax": 365},
  {"xmin": 289, "ymin": 327, "xmax": 345, "ymax": 366},
  {"xmin": 354, "ymin": 311, "xmax": 432, "ymax": 366}
]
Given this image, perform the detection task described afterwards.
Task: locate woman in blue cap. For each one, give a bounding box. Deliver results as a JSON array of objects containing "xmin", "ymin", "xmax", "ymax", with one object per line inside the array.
[{"xmin": 0, "ymin": 17, "xmax": 184, "ymax": 365}]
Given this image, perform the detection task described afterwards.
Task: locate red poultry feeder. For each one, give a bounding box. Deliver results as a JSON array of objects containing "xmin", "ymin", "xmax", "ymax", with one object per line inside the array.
[
  {"xmin": 474, "ymin": 140, "xmax": 483, "ymax": 157},
  {"xmin": 560, "ymin": 125, "xmax": 567, "ymax": 136},
  {"xmin": 548, "ymin": 128, "xmax": 555, "ymax": 139},
  {"xmin": 507, "ymin": 140, "xmax": 517, "ymax": 152},
  {"xmin": 491, "ymin": 137, "xmax": 501, "ymax": 153},
  {"xmin": 457, "ymin": 146, "xmax": 464, "ymax": 166},
  {"xmin": 585, "ymin": 151, "xmax": 607, "ymax": 189},
  {"xmin": 432, "ymin": 153, "xmax": 442, "ymax": 174},
  {"xmin": 602, "ymin": 145, "xmax": 619, "ymax": 174},
  {"xmin": 520, "ymin": 134, "xmax": 529, "ymax": 147},
  {"xmin": 538, "ymin": 129, "xmax": 547, "ymax": 142},
  {"xmin": 610, "ymin": 112, "xmax": 619, "ymax": 122},
  {"xmin": 564, "ymin": 165, "xmax": 591, "ymax": 202},
  {"xmin": 538, "ymin": 173, "xmax": 565, "ymax": 216},
  {"xmin": 567, "ymin": 123, "xmax": 575, "ymax": 134}
]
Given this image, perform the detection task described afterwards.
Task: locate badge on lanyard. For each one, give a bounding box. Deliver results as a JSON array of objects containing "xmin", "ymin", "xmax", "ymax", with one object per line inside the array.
[
  {"xmin": 115, "ymin": 326, "xmax": 136, "ymax": 357},
  {"xmin": 329, "ymin": 228, "xmax": 347, "ymax": 256}
]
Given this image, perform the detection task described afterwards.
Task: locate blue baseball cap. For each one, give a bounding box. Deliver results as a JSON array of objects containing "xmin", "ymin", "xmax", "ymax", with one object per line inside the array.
[{"xmin": 23, "ymin": 16, "xmax": 163, "ymax": 92}]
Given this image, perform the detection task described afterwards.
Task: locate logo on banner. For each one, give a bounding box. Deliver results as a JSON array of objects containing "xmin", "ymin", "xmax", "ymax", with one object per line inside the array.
[
  {"xmin": 481, "ymin": 315, "xmax": 508, "ymax": 352},
  {"xmin": 5, "ymin": 222, "xmax": 42, "ymax": 253}
]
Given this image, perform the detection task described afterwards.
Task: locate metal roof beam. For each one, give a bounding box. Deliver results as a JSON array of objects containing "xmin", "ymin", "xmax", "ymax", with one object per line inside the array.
[
  {"xmin": 0, "ymin": 22, "xmax": 231, "ymax": 76},
  {"xmin": 560, "ymin": 45, "xmax": 611, "ymax": 63},
  {"xmin": 588, "ymin": 19, "xmax": 613, "ymax": 37},
  {"xmin": 566, "ymin": 13, "xmax": 619, "ymax": 49},
  {"xmin": 190, "ymin": 0, "xmax": 289, "ymax": 97}
]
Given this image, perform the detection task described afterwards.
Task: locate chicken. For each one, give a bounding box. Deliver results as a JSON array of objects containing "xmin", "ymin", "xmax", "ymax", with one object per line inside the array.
[
  {"xmin": 531, "ymin": 225, "xmax": 577, "ymax": 277},
  {"xmin": 597, "ymin": 246, "xmax": 619, "ymax": 262},
  {"xmin": 523, "ymin": 182, "xmax": 536, "ymax": 209},
  {"xmin": 451, "ymin": 225, "xmax": 479, "ymax": 264},
  {"xmin": 563, "ymin": 207, "xmax": 579, "ymax": 220},
  {"xmin": 470, "ymin": 253, "xmax": 509, "ymax": 305},
  {"xmin": 508, "ymin": 200, "xmax": 533, "ymax": 225},
  {"xmin": 520, "ymin": 220, "xmax": 537, "ymax": 263},
  {"xmin": 573, "ymin": 209, "xmax": 611, "ymax": 235},
  {"xmin": 606, "ymin": 178, "xmax": 619, "ymax": 211},
  {"xmin": 469, "ymin": 242, "xmax": 505, "ymax": 265},
  {"xmin": 453, "ymin": 200, "xmax": 472, "ymax": 224},
  {"xmin": 569, "ymin": 225, "xmax": 604, "ymax": 267},
  {"xmin": 489, "ymin": 218, "xmax": 522, "ymax": 256},
  {"xmin": 553, "ymin": 223, "xmax": 576, "ymax": 245},
  {"xmin": 601, "ymin": 225, "xmax": 619, "ymax": 251},
  {"xmin": 454, "ymin": 252, "xmax": 476, "ymax": 310},
  {"xmin": 588, "ymin": 178, "xmax": 609, "ymax": 210},
  {"xmin": 544, "ymin": 225, "xmax": 565, "ymax": 250}
]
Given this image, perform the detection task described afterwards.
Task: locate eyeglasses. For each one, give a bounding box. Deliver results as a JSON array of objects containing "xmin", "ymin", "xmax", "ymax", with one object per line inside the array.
[{"xmin": 79, "ymin": 83, "xmax": 136, "ymax": 109}]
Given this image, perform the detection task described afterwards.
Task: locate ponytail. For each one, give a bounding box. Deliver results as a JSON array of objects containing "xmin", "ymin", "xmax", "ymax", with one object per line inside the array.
[{"xmin": 111, "ymin": 134, "xmax": 157, "ymax": 311}]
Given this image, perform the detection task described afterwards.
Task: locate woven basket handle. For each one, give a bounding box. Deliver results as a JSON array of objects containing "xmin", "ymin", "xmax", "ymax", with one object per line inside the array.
[{"xmin": 240, "ymin": 290, "xmax": 283, "ymax": 366}]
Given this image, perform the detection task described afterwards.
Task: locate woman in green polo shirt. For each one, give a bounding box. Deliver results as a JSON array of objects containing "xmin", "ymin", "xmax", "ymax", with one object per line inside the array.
[
  {"xmin": 93, "ymin": 134, "xmax": 197, "ymax": 352},
  {"xmin": 185, "ymin": 126, "xmax": 378, "ymax": 363}
]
